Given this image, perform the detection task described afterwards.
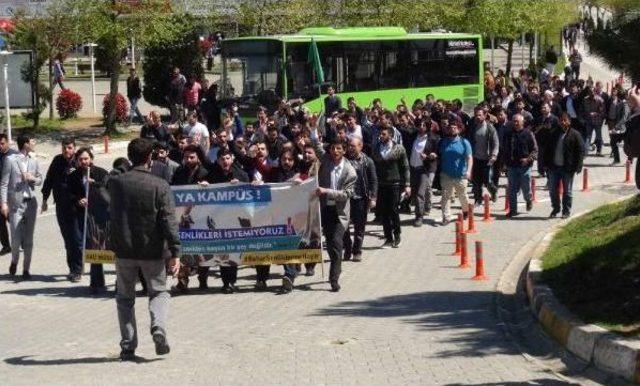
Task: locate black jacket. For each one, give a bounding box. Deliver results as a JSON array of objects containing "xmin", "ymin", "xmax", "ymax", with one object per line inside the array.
[
  {"xmin": 140, "ymin": 123, "xmax": 173, "ymax": 147},
  {"xmin": 502, "ymin": 128, "xmax": 538, "ymax": 168},
  {"xmin": 108, "ymin": 166, "xmax": 180, "ymax": 260},
  {"xmin": 68, "ymin": 166, "xmax": 110, "ymax": 222},
  {"xmin": 207, "ymin": 163, "xmax": 250, "ymax": 184},
  {"xmin": 347, "ymin": 153, "xmax": 378, "ymax": 200},
  {"xmin": 171, "ymin": 164, "xmax": 209, "ymax": 186},
  {"xmin": 542, "ymin": 127, "xmax": 584, "ymax": 174},
  {"xmin": 42, "ymin": 154, "xmax": 76, "ymax": 207},
  {"xmin": 126, "ymin": 76, "xmax": 142, "ymax": 99},
  {"xmin": 371, "ymin": 142, "xmax": 410, "ymax": 187}
]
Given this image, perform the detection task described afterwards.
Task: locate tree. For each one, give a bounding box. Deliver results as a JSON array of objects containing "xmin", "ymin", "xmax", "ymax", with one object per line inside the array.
[
  {"xmin": 70, "ymin": 0, "xmax": 183, "ymax": 134},
  {"xmin": 142, "ymin": 16, "xmax": 205, "ymax": 108},
  {"xmin": 233, "ymin": 0, "xmax": 327, "ymax": 36},
  {"xmin": 9, "ymin": 2, "xmax": 76, "ymax": 126},
  {"xmin": 587, "ymin": 0, "xmax": 640, "ymax": 83}
]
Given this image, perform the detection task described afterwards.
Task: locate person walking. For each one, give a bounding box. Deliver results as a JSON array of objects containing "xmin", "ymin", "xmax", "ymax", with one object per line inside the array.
[
  {"xmin": 502, "ymin": 114, "xmax": 538, "ymax": 218},
  {"xmin": 108, "ymin": 138, "xmax": 181, "ymax": 361},
  {"xmin": 0, "ymin": 134, "xmax": 16, "ymax": 255},
  {"xmin": 315, "ymin": 140, "xmax": 356, "ymax": 292},
  {"xmin": 126, "ymin": 68, "xmax": 144, "ymax": 125},
  {"xmin": 68, "ymin": 148, "xmax": 110, "ymax": 293},
  {"xmin": 371, "ymin": 126, "xmax": 410, "ymax": 248},
  {"xmin": 168, "ymin": 67, "xmax": 186, "ymax": 124},
  {"xmin": 569, "ymin": 48, "xmax": 582, "ymax": 80},
  {"xmin": 53, "ymin": 54, "xmax": 66, "ymax": 90},
  {"xmin": 607, "ymin": 88, "xmax": 629, "ymax": 165},
  {"xmin": 343, "ymin": 136, "xmax": 377, "ymax": 261},
  {"xmin": 543, "ymin": 113, "xmax": 585, "ymax": 218},
  {"xmin": 466, "ymin": 107, "xmax": 499, "ymax": 206},
  {"xmin": 409, "ymin": 117, "xmax": 440, "ymax": 226},
  {"xmin": 41, "ymin": 138, "xmax": 83, "ymax": 282},
  {"xmin": 438, "ymin": 122, "xmax": 472, "ymax": 225},
  {"xmin": 624, "ymin": 94, "xmax": 640, "ymax": 190},
  {"xmin": 581, "ymin": 86, "xmax": 606, "ymax": 156},
  {"xmin": 0, "ymin": 134, "xmax": 42, "ymax": 279}
]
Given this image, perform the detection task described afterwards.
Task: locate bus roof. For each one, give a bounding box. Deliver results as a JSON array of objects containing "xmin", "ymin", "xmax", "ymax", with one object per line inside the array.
[{"xmin": 226, "ymin": 27, "xmax": 481, "ymax": 43}]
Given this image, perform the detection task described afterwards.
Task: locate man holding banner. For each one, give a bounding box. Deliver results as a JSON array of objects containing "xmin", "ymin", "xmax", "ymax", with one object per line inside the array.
[{"xmin": 108, "ymin": 138, "xmax": 181, "ymax": 361}]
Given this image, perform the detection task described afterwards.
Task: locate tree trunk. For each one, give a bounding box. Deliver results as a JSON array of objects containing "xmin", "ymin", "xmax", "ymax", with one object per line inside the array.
[
  {"xmin": 33, "ymin": 63, "xmax": 40, "ymax": 129},
  {"xmin": 48, "ymin": 56, "xmax": 53, "ymax": 120},
  {"xmin": 104, "ymin": 58, "xmax": 120, "ymax": 135},
  {"xmin": 506, "ymin": 39, "xmax": 514, "ymax": 76}
]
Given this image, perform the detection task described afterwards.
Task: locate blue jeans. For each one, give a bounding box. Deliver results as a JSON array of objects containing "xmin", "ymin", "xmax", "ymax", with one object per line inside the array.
[
  {"xmin": 547, "ymin": 168, "xmax": 574, "ymax": 214},
  {"xmin": 506, "ymin": 166, "xmax": 532, "ymax": 213},
  {"xmin": 584, "ymin": 121, "xmax": 603, "ymax": 153},
  {"xmin": 56, "ymin": 205, "xmax": 83, "ymax": 275},
  {"xmin": 128, "ymin": 97, "xmax": 144, "ymax": 124}
]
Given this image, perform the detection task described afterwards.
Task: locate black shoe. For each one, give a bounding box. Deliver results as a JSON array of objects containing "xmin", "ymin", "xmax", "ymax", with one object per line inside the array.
[
  {"xmin": 198, "ymin": 280, "xmax": 208, "ymax": 290},
  {"xmin": 562, "ymin": 212, "xmax": 571, "ymax": 219},
  {"xmin": 152, "ymin": 328, "xmax": 170, "ymax": 355},
  {"xmin": 381, "ymin": 240, "xmax": 393, "ymax": 249},
  {"xmin": 462, "ymin": 211, "xmax": 469, "ymax": 220},
  {"xmin": 343, "ymin": 254, "xmax": 351, "ymax": 261},
  {"xmin": 254, "ymin": 280, "xmax": 267, "ymax": 291},
  {"xmin": 9, "ymin": 262, "xmax": 16, "ymax": 276},
  {"xmin": 414, "ymin": 218, "xmax": 423, "ymax": 227},
  {"xmin": 305, "ymin": 268, "xmax": 315, "ymax": 276},
  {"xmin": 0, "ymin": 246, "xmax": 11, "ymax": 255},
  {"xmin": 490, "ymin": 190, "xmax": 498, "ymax": 203},
  {"xmin": 330, "ymin": 280, "xmax": 341, "ymax": 292},
  {"xmin": 221, "ymin": 284, "xmax": 233, "ymax": 294},
  {"xmin": 526, "ymin": 199, "xmax": 533, "ymax": 212},
  {"xmin": 549, "ymin": 210, "xmax": 560, "ymax": 218},
  {"xmin": 21, "ymin": 271, "xmax": 31, "ymax": 280},
  {"xmin": 392, "ymin": 235, "xmax": 401, "ymax": 248},
  {"xmin": 281, "ymin": 276, "xmax": 293, "ymax": 293},
  {"xmin": 352, "ymin": 253, "xmax": 362, "ymax": 262},
  {"xmin": 119, "ymin": 349, "xmax": 136, "ymax": 361},
  {"xmin": 506, "ymin": 211, "xmax": 519, "ymax": 218},
  {"xmin": 172, "ymin": 280, "xmax": 189, "ymax": 294}
]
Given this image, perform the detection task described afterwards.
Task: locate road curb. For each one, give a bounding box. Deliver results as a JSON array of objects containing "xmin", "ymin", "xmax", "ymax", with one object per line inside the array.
[{"xmin": 525, "ymin": 197, "xmax": 640, "ymax": 384}]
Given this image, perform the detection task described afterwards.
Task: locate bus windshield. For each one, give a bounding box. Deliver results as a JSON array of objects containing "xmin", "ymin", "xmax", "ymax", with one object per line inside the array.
[{"xmin": 221, "ymin": 40, "xmax": 283, "ymax": 101}]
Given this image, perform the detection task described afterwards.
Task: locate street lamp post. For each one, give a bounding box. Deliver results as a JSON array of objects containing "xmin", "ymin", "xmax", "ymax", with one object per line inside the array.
[
  {"xmin": 0, "ymin": 50, "xmax": 12, "ymax": 143},
  {"xmin": 87, "ymin": 43, "xmax": 98, "ymax": 114}
]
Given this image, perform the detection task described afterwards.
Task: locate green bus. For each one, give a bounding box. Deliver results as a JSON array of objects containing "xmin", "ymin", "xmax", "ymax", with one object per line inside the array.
[{"xmin": 220, "ymin": 27, "xmax": 483, "ymax": 118}]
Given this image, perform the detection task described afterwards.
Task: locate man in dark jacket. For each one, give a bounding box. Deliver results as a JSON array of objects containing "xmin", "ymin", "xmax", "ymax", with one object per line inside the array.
[
  {"xmin": 372, "ymin": 126, "xmax": 410, "ymax": 248},
  {"xmin": 126, "ymin": 68, "xmax": 144, "ymax": 124},
  {"xmin": 343, "ymin": 136, "xmax": 377, "ymax": 262},
  {"xmin": 543, "ymin": 113, "xmax": 585, "ymax": 218},
  {"xmin": 206, "ymin": 149, "xmax": 250, "ymax": 293},
  {"xmin": 108, "ymin": 138, "xmax": 180, "ymax": 361},
  {"xmin": 0, "ymin": 134, "xmax": 16, "ymax": 254},
  {"xmin": 170, "ymin": 145, "xmax": 209, "ymax": 292},
  {"xmin": 41, "ymin": 138, "xmax": 80, "ymax": 281},
  {"xmin": 503, "ymin": 114, "xmax": 538, "ymax": 218}
]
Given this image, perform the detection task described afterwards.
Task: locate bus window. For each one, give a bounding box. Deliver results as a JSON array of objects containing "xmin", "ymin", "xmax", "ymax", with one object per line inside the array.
[
  {"xmin": 342, "ymin": 42, "xmax": 379, "ymax": 93},
  {"xmin": 286, "ymin": 42, "xmax": 318, "ymax": 100},
  {"xmin": 221, "ymin": 40, "xmax": 282, "ymax": 101},
  {"xmin": 378, "ymin": 41, "xmax": 409, "ymax": 89},
  {"xmin": 409, "ymin": 39, "xmax": 479, "ymax": 87}
]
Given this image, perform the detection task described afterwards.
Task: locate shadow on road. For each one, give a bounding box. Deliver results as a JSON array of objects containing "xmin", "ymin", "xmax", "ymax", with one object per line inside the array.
[
  {"xmin": 312, "ymin": 290, "xmax": 515, "ymax": 358},
  {"xmin": 4, "ymin": 355, "xmax": 162, "ymax": 366},
  {"xmin": 444, "ymin": 379, "xmax": 577, "ymax": 386}
]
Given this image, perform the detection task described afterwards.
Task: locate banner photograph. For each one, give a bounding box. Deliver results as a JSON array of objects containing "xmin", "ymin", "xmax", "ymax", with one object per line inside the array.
[{"xmin": 173, "ymin": 178, "xmax": 322, "ymax": 266}]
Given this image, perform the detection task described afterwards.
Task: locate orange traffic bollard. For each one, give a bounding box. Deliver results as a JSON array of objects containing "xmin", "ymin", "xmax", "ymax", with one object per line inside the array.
[
  {"xmin": 504, "ymin": 184, "xmax": 510, "ymax": 212},
  {"xmin": 531, "ymin": 178, "xmax": 538, "ymax": 203},
  {"xmin": 625, "ymin": 160, "xmax": 632, "ymax": 183},
  {"xmin": 467, "ymin": 203, "xmax": 477, "ymax": 233},
  {"xmin": 452, "ymin": 221, "xmax": 462, "ymax": 256},
  {"xmin": 471, "ymin": 241, "xmax": 489, "ymax": 280},
  {"xmin": 582, "ymin": 168, "xmax": 590, "ymax": 192},
  {"xmin": 482, "ymin": 194, "xmax": 493, "ymax": 222},
  {"xmin": 459, "ymin": 232, "xmax": 470, "ymax": 268},
  {"xmin": 457, "ymin": 212, "xmax": 465, "ymax": 233},
  {"xmin": 104, "ymin": 136, "xmax": 109, "ymax": 154}
]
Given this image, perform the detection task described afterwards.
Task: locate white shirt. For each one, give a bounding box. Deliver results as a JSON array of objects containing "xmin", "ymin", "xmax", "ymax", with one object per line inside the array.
[
  {"xmin": 185, "ymin": 122, "xmax": 209, "ymax": 141},
  {"xmin": 347, "ymin": 125, "xmax": 363, "ymax": 140},
  {"xmin": 379, "ymin": 141, "xmax": 392, "ymax": 159},
  {"xmin": 410, "ymin": 134, "xmax": 428, "ymax": 168},
  {"xmin": 327, "ymin": 158, "xmax": 344, "ymax": 206},
  {"xmin": 566, "ymin": 96, "xmax": 577, "ymax": 118}
]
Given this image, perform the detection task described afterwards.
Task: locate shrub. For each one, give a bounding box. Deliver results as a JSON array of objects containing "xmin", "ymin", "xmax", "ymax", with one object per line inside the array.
[
  {"xmin": 102, "ymin": 93, "xmax": 128, "ymax": 123},
  {"xmin": 55, "ymin": 89, "xmax": 83, "ymax": 119}
]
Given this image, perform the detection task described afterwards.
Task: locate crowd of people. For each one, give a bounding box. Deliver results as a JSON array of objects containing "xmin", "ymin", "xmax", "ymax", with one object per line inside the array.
[{"xmin": 4, "ymin": 53, "xmax": 640, "ymax": 299}]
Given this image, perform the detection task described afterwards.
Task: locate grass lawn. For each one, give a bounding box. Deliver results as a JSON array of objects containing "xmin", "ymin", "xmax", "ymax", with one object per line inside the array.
[{"xmin": 541, "ymin": 195, "xmax": 640, "ymax": 335}]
